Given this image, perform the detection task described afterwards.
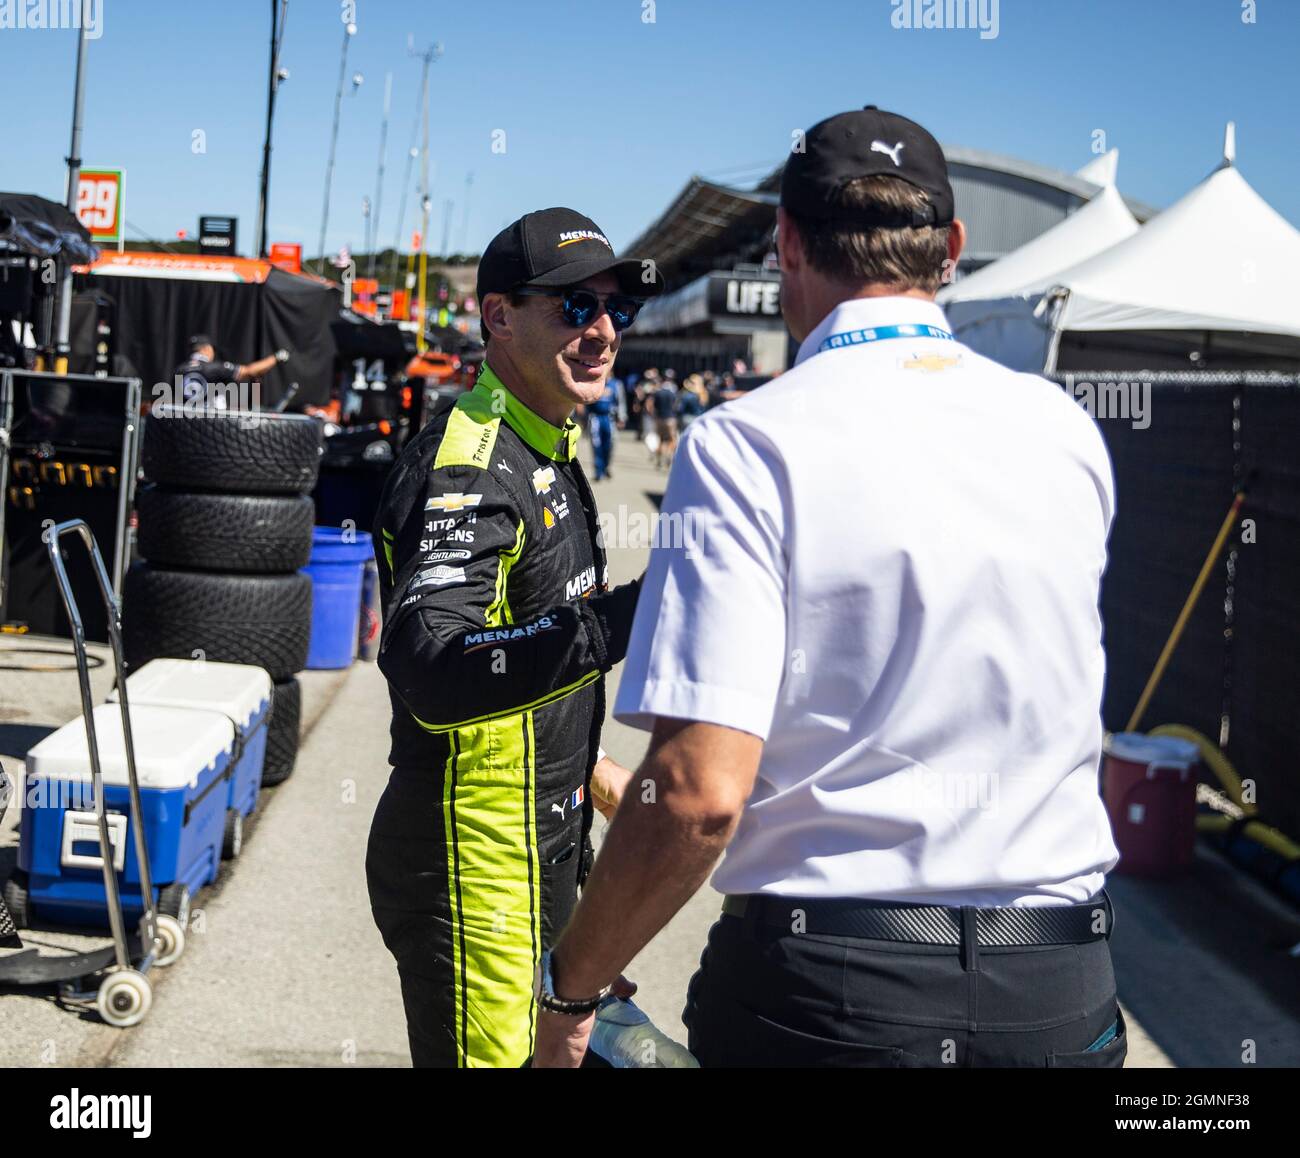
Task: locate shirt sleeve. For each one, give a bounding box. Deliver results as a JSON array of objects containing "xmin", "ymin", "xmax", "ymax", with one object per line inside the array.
[
  {"xmin": 377, "ymin": 461, "xmax": 638, "ymax": 732},
  {"xmin": 614, "ymin": 413, "xmax": 789, "ymax": 739}
]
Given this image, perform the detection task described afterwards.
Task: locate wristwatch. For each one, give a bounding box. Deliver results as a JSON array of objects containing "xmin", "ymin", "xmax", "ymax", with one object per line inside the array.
[{"xmin": 536, "ymin": 949, "xmax": 610, "ymax": 1016}]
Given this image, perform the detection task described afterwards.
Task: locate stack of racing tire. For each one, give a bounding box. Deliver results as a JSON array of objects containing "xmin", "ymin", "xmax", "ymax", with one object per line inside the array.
[{"xmin": 124, "ymin": 404, "xmax": 323, "ymax": 787}]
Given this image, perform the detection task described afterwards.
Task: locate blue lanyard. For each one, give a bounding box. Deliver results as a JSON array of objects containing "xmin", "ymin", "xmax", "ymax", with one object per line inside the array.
[{"xmin": 817, "ymin": 323, "xmax": 954, "ymax": 354}]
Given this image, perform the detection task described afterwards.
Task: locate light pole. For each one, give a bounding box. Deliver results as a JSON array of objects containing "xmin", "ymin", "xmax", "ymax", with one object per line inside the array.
[
  {"xmin": 54, "ymin": 0, "xmax": 91, "ymax": 371},
  {"xmin": 440, "ymin": 198, "xmax": 454, "ymax": 260},
  {"xmin": 367, "ymin": 70, "xmax": 392, "ymax": 279},
  {"xmin": 457, "ymin": 171, "xmax": 475, "ymax": 255},
  {"xmin": 389, "ymin": 144, "xmax": 419, "ymax": 293},
  {"xmin": 255, "ymin": 0, "xmax": 289, "ymax": 259},
  {"xmin": 409, "ymin": 39, "xmax": 443, "ymax": 352},
  {"xmin": 317, "ymin": 18, "xmax": 361, "ymax": 271}
]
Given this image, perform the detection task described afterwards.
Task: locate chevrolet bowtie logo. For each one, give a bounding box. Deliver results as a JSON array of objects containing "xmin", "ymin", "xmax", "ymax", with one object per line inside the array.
[
  {"xmin": 425, "ymin": 492, "xmax": 483, "ymax": 512},
  {"xmin": 532, "ymin": 466, "xmax": 557, "ymax": 494},
  {"xmin": 902, "ymin": 354, "xmax": 962, "ymax": 373}
]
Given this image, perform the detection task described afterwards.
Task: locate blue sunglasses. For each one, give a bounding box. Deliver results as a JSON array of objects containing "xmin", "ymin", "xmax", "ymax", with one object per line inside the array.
[{"xmin": 513, "ymin": 286, "xmax": 645, "ymax": 332}]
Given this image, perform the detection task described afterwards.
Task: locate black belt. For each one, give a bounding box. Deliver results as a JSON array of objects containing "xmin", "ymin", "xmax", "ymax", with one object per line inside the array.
[{"xmin": 722, "ymin": 892, "xmax": 1112, "ymax": 949}]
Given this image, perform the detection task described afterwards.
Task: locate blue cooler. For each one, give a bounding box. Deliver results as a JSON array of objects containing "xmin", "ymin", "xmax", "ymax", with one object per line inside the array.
[
  {"xmin": 110, "ymin": 658, "xmax": 271, "ymax": 822},
  {"xmin": 20, "ymin": 704, "xmax": 233, "ymax": 927}
]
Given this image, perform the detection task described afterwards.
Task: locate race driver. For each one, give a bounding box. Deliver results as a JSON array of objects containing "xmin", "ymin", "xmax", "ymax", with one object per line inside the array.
[{"xmin": 366, "ymin": 207, "xmax": 664, "ymax": 1067}]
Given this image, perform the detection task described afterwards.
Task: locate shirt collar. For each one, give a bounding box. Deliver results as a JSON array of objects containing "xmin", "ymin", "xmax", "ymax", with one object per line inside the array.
[
  {"xmin": 794, "ymin": 296, "xmax": 952, "ymax": 368},
  {"xmin": 473, "ymin": 363, "xmax": 581, "ymax": 462}
]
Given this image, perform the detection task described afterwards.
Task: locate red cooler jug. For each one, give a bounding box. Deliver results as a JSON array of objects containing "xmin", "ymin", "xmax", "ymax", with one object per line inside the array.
[{"xmin": 1102, "ymin": 732, "xmax": 1201, "ymax": 876}]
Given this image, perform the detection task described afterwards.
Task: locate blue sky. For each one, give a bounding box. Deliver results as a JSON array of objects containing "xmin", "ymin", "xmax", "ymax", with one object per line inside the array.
[{"xmin": 1, "ymin": 0, "xmax": 1295, "ymax": 263}]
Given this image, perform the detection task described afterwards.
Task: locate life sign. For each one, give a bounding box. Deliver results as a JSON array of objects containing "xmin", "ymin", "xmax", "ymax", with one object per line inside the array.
[
  {"xmin": 720, "ymin": 277, "xmax": 780, "ymax": 316},
  {"xmin": 75, "ymin": 169, "xmax": 124, "ymax": 245}
]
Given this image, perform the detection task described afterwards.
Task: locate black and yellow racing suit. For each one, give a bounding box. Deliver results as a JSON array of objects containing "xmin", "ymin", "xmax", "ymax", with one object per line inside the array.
[{"xmin": 365, "ymin": 364, "xmax": 640, "ymax": 1067}]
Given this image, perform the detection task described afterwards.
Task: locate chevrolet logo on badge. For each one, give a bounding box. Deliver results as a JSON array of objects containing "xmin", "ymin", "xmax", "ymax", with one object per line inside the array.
[
  {"xmin": 902, "ymin": 354, "xmax": 963, "ymax": 373},
  {"xmin": 425, "ymin": 493, "xmax": 483, "ymax": 512},
  {"xmin": 532, "ymin": 466, "xmax": 557, "ymax": 494}
]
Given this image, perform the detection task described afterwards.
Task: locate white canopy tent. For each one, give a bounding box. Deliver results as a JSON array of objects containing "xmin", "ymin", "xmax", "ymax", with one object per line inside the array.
[
  {"xmin": 941, "ymin": 183, "xmax": 1138, "ymax": 304},
  {"xmin": 939, "ymin": 154, "xmax": 1140, "ymax": 371},
  {"xmin": 1044, "ymin": 160, "xmax": 1300, "ymax": 365},
  {"xmin": 942, "ymin": 130, "xmax": 1300, "ymax": 372}
]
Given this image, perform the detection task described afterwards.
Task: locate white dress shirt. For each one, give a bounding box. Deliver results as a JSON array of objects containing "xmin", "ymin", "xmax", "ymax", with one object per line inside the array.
[{"xmin": 614, "ymin": 296, "xmax": 1120, "ymax": 907}]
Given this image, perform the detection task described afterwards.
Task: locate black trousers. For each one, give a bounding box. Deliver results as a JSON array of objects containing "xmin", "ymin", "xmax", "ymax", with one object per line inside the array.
[{"xmin": 683, "ymin": 902, "xmax": 1127, "ymax": 1068}]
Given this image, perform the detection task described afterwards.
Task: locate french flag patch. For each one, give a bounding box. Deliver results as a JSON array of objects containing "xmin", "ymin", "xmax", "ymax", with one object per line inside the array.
[{"xmin": 571, "ymin": 786, "xmax": 585, "ymax": 809}]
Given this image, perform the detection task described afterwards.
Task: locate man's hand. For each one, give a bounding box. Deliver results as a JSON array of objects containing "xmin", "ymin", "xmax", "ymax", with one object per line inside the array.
[
  {"xmin": 274, "ymin": 347, "xmax": 291, "ymax": 363},
  {"xmin": 532, "ymin": 975, "xmax": 636, "ymax": 1068},
  {"xmin": 591, "ymin": 754, "xmax": 633, "ymax": 821},
  {"xmin": 533, "ymin": 1009, "xmax": 595, "ymax": 1068}
]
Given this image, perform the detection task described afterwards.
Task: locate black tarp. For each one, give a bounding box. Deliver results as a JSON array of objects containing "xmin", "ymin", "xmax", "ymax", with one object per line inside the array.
[
  {"xmin": 330, "ymin": 311, "xmax": 412, "ymax": 365},
  {"xmin": 0, "ymin": 192, "xmax": 99, "ymax": 264},
  {"xmin": 78, "ymin": 263, "xmax": 340, "ymax": 408},
  {"xmin": 1055, "ymin": 371, "xmax": 1300, "ymax": 843}
]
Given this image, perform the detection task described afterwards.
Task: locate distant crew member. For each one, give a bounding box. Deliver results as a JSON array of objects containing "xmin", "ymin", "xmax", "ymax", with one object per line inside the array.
[{"xmin": 173, "ymin": 333, "xmax": 289, "ymax": 409}]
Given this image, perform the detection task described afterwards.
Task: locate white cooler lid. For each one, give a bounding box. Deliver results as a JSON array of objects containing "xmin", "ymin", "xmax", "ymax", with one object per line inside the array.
[
  {"xmin": 26, "ymin": 703, "xmax": 234, "ymax": 790},
  {"xmin": 1104, "ymin": 732, "xmax": 1200, "ymax": 768},
  {"xmin": 109, "ymin": 658, "xmax": 271, "ymax": 730}
]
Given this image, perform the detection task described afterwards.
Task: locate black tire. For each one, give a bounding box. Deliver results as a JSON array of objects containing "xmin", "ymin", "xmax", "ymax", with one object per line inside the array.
[
  {"xmin": 157, "ymin": 883, "xmax": 191, "ymax": 929},
  {"xmin": 143, "ymin": 405, "xmax": 322, "ymax": 496},
  {"xmin": 123, "ymin": 565, "xmax": 311, "ymax": 681},
  {"xmin": 2, "ymin": 870, "xmax": 29, "ymax": 936},
  {"xmin": 222, "ymin": 809, "xmax": 244, "ymax": 861},
  {"xmin": 262, "ymin": 677, "xmax": 301, "ymax": 786},
  {"xmin": 136, "ymin": 487, "xmax": 314, "ymax": 574}
]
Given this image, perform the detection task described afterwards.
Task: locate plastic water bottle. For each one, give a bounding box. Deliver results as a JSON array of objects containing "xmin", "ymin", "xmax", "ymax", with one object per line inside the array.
[{"xmin": 589, "ymin": 996, "xmax": 699, "ymax": 1068}]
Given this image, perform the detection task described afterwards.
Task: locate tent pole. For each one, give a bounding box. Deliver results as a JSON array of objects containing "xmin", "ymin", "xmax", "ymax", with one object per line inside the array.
[{"xmin": 1042, "ymin": 292, "xmax": 1067, "ymax": 375}]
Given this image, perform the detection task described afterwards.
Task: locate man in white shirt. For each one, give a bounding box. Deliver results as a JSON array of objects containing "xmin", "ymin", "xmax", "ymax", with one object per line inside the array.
[{"xmin": 533, "ymin": 106, "xmax": 1123, "ymax": 1068}]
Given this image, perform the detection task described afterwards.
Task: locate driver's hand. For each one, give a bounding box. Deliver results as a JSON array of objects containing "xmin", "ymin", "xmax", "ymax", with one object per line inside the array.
[{"xmin": 591, "ymin": 755, "xmax": 633, "ymax": 821}]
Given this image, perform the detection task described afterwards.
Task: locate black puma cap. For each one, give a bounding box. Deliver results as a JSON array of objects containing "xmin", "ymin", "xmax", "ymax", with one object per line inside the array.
[{"xmin": 781, "ymin": 106, "xmax": 955, "ymax": 228}]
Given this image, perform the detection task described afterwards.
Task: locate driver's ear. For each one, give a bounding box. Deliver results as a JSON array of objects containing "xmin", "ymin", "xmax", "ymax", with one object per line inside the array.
[{"xmin": 482, "ymin": 292, "xmax": 514, "ymax": 342}]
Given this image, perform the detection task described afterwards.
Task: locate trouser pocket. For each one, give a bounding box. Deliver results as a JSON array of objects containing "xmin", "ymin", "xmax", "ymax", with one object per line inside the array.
[{"xmin": 1047, "ymin": 1006, "xmax": 1129, "ymax": 1068}]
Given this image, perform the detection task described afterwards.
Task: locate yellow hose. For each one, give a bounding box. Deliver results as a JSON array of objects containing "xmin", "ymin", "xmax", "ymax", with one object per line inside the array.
[
  {"xmin": 1151, "ymin": 724, "xmax": 1300, "ymax": 861},
  {"xmin": 1149, "ymin": 724, "xmax": 1256, "ymax": 816},
  {"xmin": 1238, "ymin": 820, "xmax": 1300, "ymax": 861}
]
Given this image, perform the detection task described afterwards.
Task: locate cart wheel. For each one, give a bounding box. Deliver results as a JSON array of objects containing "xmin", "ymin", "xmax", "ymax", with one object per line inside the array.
[
  {"xmin": 222, "ymin": 809, "xmax": 244, "ymax": 860},
  {"xmin": 157, "ymin": 883, "xmax": 191, "ymax": 930},
  {"xmin": 96, "ymin": 970, "xmax": 153, "ymax": 1028},
  {"xmin": 153, "ymin": 914, "xmax": 186, "ymax": 967},
  {"xmin": 3, "ymin": 871, "xmax": 30, "ymax": 930}
]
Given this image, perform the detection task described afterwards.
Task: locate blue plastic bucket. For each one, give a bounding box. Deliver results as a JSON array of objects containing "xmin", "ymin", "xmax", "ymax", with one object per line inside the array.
[{"xmin": 303, "ymin": 527, "xmax": 374, "ymax": 669}]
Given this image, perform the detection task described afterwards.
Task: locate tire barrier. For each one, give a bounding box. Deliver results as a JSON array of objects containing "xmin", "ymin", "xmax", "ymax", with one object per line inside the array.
[
  {"xmin": 142, "ymin": 405, "xmax": 322, "ymax": 496},
  {"xmin": 123, "ymin": 565, "xmax": 311, "ymax": 681},
  {"xmin": 136, "ymin": 487, "xmax": 315, "ymax": 574},
  {"xmin": 126, "ymin": 405, "xmax": 322, "ymax": 787},
  {"xmin": 263, "ymin": 676, "xmax": 302, "ymax": 787}
]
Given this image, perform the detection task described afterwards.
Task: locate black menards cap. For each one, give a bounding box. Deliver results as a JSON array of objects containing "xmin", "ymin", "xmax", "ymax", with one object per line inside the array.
[
  {"xmin": 476, "ymin": 207, "xmax": 666, "ymax": 302},
  {"xmin": 781, "ymin": 106, "xmax": 955, "ymax": 228}
]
